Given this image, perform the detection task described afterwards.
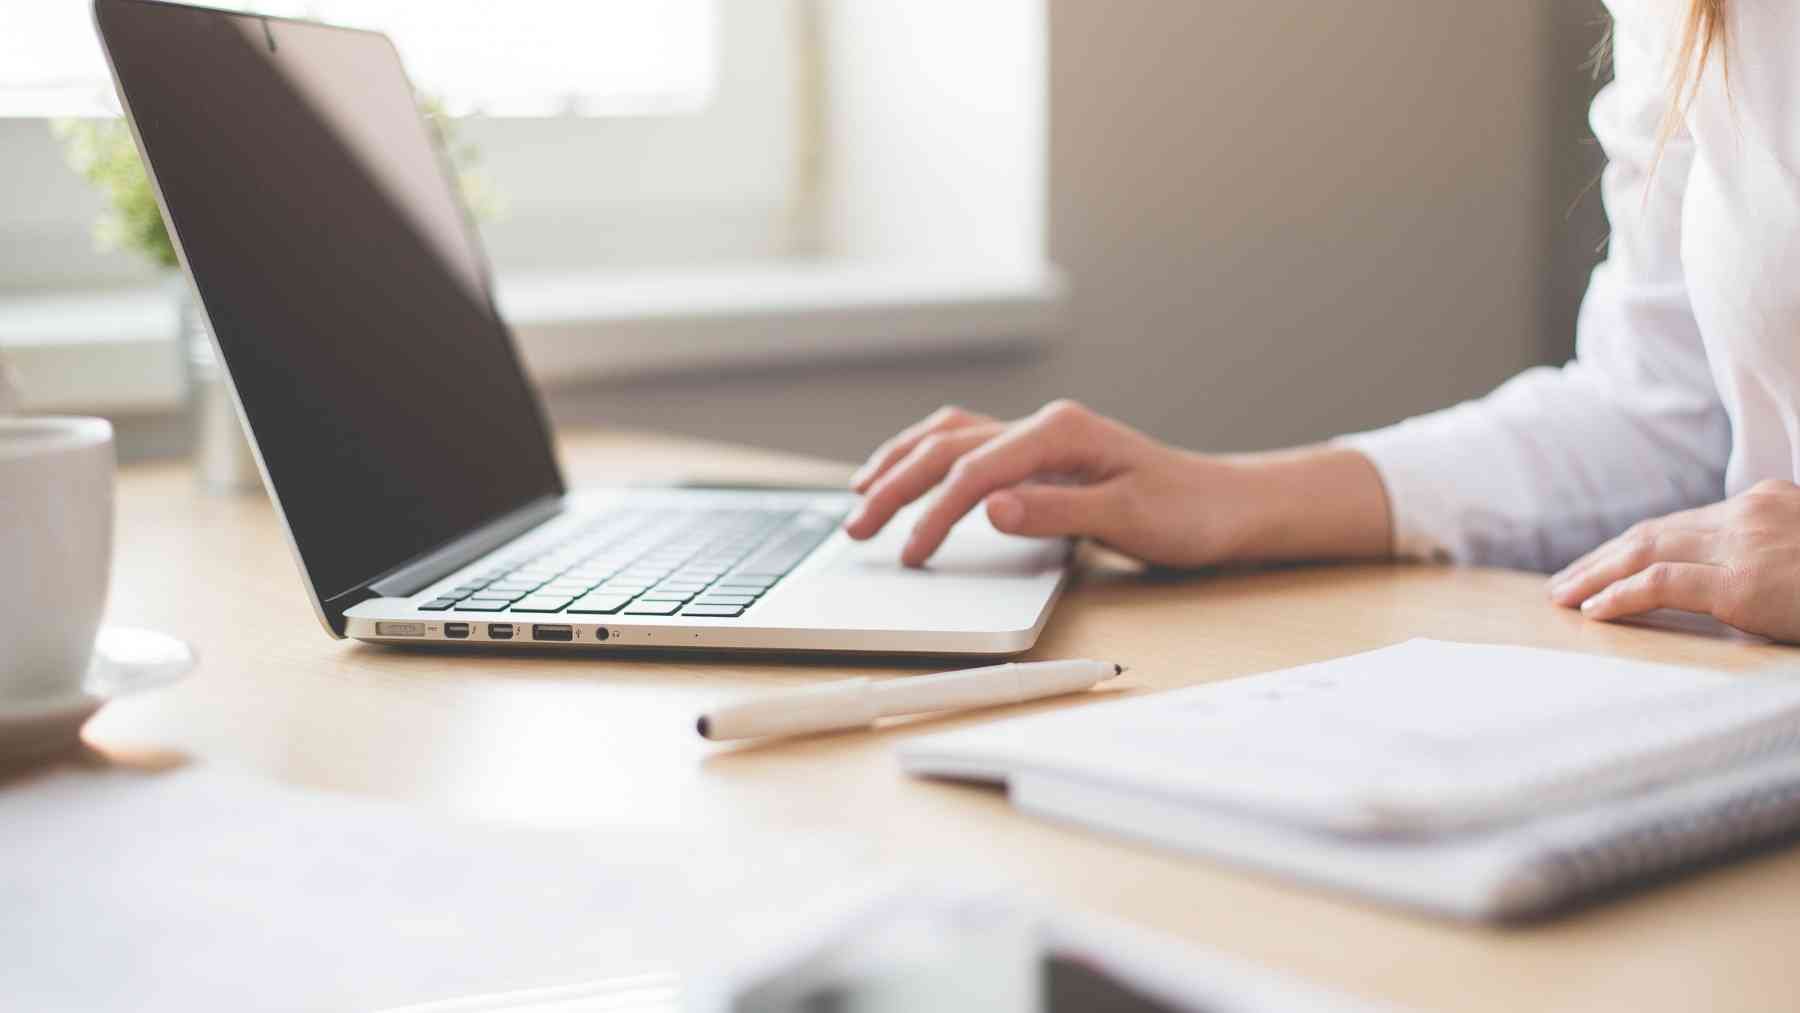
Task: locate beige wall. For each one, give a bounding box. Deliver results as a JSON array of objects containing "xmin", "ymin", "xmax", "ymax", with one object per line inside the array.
[{"xmin": 549, "ymin": 1, "xmax": 1603, "ymax": 465}]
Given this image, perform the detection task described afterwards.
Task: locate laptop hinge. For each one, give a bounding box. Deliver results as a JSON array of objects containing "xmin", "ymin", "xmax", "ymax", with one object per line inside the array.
[{"xmin": 364, "ymin": 495, "xmax": 565, "ymax": 600}]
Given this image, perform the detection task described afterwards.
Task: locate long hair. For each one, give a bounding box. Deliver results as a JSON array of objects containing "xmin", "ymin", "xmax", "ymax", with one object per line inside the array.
[{"xmin": 1662, "ymin": 0, "xmax": 1727, "ymax": 142}]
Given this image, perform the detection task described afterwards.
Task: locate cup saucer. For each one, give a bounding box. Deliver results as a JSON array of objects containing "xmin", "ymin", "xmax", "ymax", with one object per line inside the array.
[{"xmin": 0, "ymin": 627, "xmax": 196, "ymax": 763}]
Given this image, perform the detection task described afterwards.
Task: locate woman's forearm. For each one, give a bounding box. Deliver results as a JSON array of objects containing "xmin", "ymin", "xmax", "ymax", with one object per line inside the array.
[{"xmin": 1216, "ymin": 445, "xmax": 1394, "ymax": 563}]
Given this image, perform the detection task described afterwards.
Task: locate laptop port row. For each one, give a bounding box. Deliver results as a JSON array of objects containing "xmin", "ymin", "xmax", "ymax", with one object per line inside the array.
[{"xmin": 379, "ymin": 622, "xmax": 616, "ymax": 642}]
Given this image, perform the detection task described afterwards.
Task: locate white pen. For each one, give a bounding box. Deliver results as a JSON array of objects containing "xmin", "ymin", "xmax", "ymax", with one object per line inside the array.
[{"xmin": 695, "ymin": 659, "xmax": 1126, "ymax": 741}]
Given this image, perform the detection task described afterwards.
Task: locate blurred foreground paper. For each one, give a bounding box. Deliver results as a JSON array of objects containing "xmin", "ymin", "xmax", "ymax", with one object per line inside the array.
[{"xmin": 0, "ymin": 764, "xmax": 869, "ymax": 1012}]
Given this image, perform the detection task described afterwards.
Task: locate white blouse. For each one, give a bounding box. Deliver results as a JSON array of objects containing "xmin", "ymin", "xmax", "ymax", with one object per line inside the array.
[{"xmin": 1342, "ymin": 0, "xmax": 1800, "ymax": 572}]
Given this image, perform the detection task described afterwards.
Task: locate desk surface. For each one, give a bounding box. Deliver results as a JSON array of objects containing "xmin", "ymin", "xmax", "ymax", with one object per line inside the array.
[{"xmin": 86, "ymin": 429, "xmax": 1800, "ymax": 1011}]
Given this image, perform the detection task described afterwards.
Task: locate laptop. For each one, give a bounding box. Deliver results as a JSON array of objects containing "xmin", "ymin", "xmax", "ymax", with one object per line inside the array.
[{"xmin": 93, "ymin": 0, "xmax": 1070, "ymax": 656}]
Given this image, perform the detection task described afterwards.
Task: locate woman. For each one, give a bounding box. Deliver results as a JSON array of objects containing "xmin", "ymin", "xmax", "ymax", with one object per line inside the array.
[{"xmin": 843, "ymin": 1, "xmax": 1800, "ymax": 642}]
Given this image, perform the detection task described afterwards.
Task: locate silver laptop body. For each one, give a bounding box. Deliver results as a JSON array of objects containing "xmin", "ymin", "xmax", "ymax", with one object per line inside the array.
[
  {"xmin": 96, "ymin": 0, "xmax": 1069, "ymax": 656},
  {"xmin": 344, "ymin": 488, "xmax": 1068, "ymax": 655}
]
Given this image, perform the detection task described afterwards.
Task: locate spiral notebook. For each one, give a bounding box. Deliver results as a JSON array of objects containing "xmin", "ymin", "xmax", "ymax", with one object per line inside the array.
[{"xmin": 899, "ymin": 639, "xmax": 1800, "ymax": 920}]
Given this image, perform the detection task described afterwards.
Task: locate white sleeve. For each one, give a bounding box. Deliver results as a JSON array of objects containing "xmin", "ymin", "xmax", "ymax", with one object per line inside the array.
[{"xmin": 1336, "ymin": 11, "xmax": 1729, "ymax": 573}]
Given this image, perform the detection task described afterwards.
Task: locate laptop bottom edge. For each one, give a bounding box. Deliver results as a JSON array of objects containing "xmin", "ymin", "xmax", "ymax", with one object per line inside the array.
[{"xmin": 342, "ymin": 598, "xmax": 1061, "ymax": 658}]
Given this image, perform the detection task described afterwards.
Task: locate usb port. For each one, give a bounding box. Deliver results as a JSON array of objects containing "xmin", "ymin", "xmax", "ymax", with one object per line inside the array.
[
  {"xmin": 487, "ymin": 623, "xmax": 514, "ymax": 640},
  {"xmin": 532, "ymin": 624, "xmax": 574, "ymax": 642},
  {"xmin": 443, "ymin": 622, "xmax": 470, "ymax": 639}
]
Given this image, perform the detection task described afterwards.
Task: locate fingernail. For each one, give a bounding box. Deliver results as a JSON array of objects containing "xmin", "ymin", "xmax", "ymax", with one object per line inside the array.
[
  {"xmin": 848, "ymin": 467, "xmax": 870, "ymax": 491},
  {"xmin": 987, "ymin": 492, "xmax": 1023, "ymax": 531},
  {"xmin": 843, "ymin": 504, "xmax": 868, "ymax": 533},
  {"xmin": 1580, "ymin": 595, "xmax": 1602, "ymax": 613}
]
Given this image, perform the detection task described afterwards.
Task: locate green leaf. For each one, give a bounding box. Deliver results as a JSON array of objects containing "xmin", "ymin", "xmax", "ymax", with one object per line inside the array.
[{"xmin": 51, "ymin": 91, "xmax": 500, "ymax": 271}]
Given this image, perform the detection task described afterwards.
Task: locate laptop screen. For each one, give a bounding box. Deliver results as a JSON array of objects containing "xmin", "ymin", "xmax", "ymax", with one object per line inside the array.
[{"xmin": 96, "ymin": 0, "xmax": 564, "ymax": 606}]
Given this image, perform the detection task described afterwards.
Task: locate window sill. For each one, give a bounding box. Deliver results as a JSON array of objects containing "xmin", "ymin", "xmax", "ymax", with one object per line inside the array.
[{"xmin": 0, "ymin": 261, "xmax": 1066, "ymax": 413}]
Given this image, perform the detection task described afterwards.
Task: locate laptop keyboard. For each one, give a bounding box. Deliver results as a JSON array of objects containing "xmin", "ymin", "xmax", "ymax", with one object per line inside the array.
[{"xmin": 416, "ymin": 504, "xmax": 845, "ymax": 619}]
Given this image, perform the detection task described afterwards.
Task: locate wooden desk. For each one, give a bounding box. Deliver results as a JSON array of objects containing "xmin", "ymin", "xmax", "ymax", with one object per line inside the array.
[{"xmin": 84, "ymin": 429, "xmax": 1800, "ymax": 1011}]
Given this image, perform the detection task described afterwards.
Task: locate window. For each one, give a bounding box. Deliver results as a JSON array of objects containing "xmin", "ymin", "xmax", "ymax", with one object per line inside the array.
[
  {"xmin": 0, "ymin": 2, "xmax": 1062, "ymax": 415},
  {"xmin": 0, "ymin": 0, "xmax": 790, "ymax": 290},
  {"xmin": 0, "ymin": 1, "xmax": 717, "ymax": 117}
]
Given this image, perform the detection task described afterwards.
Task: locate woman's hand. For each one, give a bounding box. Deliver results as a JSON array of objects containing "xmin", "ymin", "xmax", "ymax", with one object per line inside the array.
[
  {"xmin": 843, "ymin": 400, "xmax": 1393, "ymax": 568},
  {"xmin": 1548, "ymin": 480, "xmax": 1800, "ymax": 641}
]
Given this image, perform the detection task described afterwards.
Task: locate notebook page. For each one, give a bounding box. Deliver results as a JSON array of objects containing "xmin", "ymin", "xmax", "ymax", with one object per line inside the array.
[{"xmin": 901, "ymin": 640, "xmax": 1800, "ymax": 835}]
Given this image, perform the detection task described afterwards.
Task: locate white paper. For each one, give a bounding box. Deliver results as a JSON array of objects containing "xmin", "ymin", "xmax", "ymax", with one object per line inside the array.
[{"xmin": 0, "ymin": 764, "xmax": 872, "ymax": 1011}]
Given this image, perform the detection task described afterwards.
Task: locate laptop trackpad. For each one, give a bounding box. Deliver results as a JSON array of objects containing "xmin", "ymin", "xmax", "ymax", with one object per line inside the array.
[
  {"xmin": 744, "ymin": 503, "xmax": 1068, "ymax": 635},
  {"xmin": 819, "ymin": 508, "xmax": 1067, "ymax": 578}
]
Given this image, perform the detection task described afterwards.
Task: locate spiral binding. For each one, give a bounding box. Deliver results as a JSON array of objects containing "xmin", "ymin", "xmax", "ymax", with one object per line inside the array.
[{"xmin": 1510, "ymin": 752, "xmax": 1800, "ymax": 913}]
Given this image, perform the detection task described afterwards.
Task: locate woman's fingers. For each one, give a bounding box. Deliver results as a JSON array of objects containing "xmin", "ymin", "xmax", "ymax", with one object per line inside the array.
[
  {"xmin": 849, "ymin": 405, "xmax": 997, "ymax": 493},
  {"xmin": 985, "ymin": 483, "xmax": 1123, "ymax": 539},
  {"xmin": 1548, "ymin": 503, "xmax": 1722, "ymax": 589},
  {"xmin": 843, "ymin": 423, "xmax": 1005, "ymax": 540},
  {"xmin": 1547, "ymin": 527, "xmax": 1719, "ymax": 607},
  {"xmin": 1578, "ymin": 562, "xmax": 1730, "ymax": 622},
  {"xmin": 901, "ymin": 402, "xmax": 1106, "ymax": 566},
  {"xmin": 845, "ymin": 399, "xmax": 1146, "ymax": 567}
]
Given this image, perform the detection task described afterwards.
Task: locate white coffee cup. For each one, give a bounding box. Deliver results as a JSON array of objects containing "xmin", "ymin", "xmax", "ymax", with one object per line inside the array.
[{"xmin": 1, "ymin": 417, "xmax": 115, "ymax": 704}]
